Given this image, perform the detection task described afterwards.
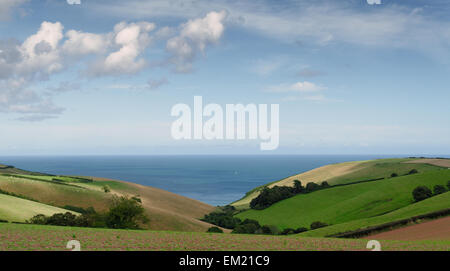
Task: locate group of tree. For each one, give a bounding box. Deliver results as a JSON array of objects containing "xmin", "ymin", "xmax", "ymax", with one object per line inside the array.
[
  {"xmin": 391, "ymin": 169, "xmax": 419, "ymax": 178},
  {"xmin": 250, "ymin": 180, "xmax": 330, "ymax": 210},
  {"xmin": 203, "ymin": 205, "xmax": 329, "ymax": 236},
  {"xmin": 28, "ymin": 196, "xmax": 148, "ymax": 230},
  {"xmin": 412, "ymin": 181, "xmax": 449, "ymax": 202}
]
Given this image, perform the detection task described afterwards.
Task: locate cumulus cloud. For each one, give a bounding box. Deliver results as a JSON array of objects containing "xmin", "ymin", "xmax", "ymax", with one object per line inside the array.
[
  {"xmin": 166, "ymin": 10, "xmax": 227, "ymax": 72},
  {"xmin": 89, "ymin": 21, "xmax": 155, "ymax": 76},
  {"xmin": 63, "ymin": 30, "xmax": 108, "ymax": 55}
]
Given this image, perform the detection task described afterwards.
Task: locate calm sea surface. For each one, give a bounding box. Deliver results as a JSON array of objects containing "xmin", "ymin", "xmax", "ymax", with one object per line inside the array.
[{"xmin": 0, "ymin": 155, "xmax": 412, "ymax": 205}]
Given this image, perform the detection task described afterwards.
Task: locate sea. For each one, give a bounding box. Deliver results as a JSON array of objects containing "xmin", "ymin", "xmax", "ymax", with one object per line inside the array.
[{"xmin": 0, "ymin": 155, "xmax": 422, "ymax": 206}]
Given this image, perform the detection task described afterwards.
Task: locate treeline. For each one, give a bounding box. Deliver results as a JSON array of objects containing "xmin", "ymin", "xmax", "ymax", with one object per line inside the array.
[
  {"xmin": 250, "ymin": 180, "xmax": 329, "ymax": 210},
  {"xmin": 28, "ymin": 196, "xmax": 148, "ymax": 230},
  {"xmin": 412, "ymin": 180, "xmax": 450, "ymax": 202},
  {"xmin": 202, "ymin": 205, "xmax": 328, "ymax": 235}
]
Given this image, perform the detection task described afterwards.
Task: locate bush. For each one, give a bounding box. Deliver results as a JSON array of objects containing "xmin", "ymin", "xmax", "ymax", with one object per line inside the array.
[
  {"xmin": 207, "ymin": 226, "xmax": 223, "ymax": 233},
  {"xmin": 305, "ymin": 182, "xmax": 320, "ymax": 193},
  {"xmin": 294, "ymin": 227, "xmax": 308, "ymax": 234},
  {"xmin": 391, "ymin": 173, "xmax": 398, "ymax": 178},
  {"xmin": 105, "ymin": 196, "xmax": 148, "ymax": 229},
  {"xmin": 310, "ymin": 221, "xmax": 328, "ymax": 230},
  {"xmin": 250, "ymin": 186, "xmax": 295, "ymax": 210},
  {"xmin": 103, "ymin": 185, "xmax": 111, "ymax": 193},
  {"xmin": 321, "ymin": 181, "xmax": 330, "ymax": 188},
  {"xmin": 412, "ymin": 186, "xmax": 432, "ymax": 202},
  {"xmin": 281, "ymin": 228, "xmax": 296, "ymax": 235},
  {"xmin": 433, "ymin": 185, "xmax": 447, "ymax": 195},
  {"xmin": 258, "ymin": 225, "xmax": 280, "ymax": 235},
  {"xmin": 408, "ymin": 169, "xmax": 419, "ymax": 175},
  {"xmin": 447, "ymin": 180, "xmax": 450, "ymax": 190},
  {"xmin": 232, "ymin": 223, "xmax": 259, "ymax": 234},
  {"xmin": 202, "ymin": 212, "xmax": 241, "ymax": 229}
]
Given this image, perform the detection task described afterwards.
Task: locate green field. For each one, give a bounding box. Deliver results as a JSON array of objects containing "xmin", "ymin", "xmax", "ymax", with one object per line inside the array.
[
  {"xmin": 0, "ymin": 194, "xmax": 77, "ymax": 222},
  {"xmin": 232, "ymin": 158, "xmax": 443, "ymax": 208},
  {"xmin": 236, "ymin": 169, "xmax": 450, "ymax": 233},
  {"xmin": 299, "ymin": 192, "xmax": 450, "ymax": 237},
  {"xmin": 0, "ymin": 223, "xmax": 448, "ymax": 251}
]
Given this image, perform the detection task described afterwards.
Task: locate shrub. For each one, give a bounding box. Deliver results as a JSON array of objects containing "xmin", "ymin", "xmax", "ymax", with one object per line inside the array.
[
  {"xmin": 321, "ymin": 181, "xmax": 330, "ymax": 188},
  {"xmin": 447, "ymin": 180, "xmax": 450, "ymax": 190},
  {"xmin": 281, "ymin": 228, "xmax": 296, "ymax": 235},
  {"xmin": 433, "ymin": 185, "xmax": 447, "ymax": 195},
  {"xmin": 412, "ymin": 186, "xmax": 432, "ymax": 202},
  {"xmin": 305, "ymin": 182, "xmax": 320, "ymax": 193},
  {"xmin": 207, "ymin": 226, "xmax": 223, "ymax": 233},
  {"xmin": 310, "ymin": 221, "xmax": 328, "ymax": 230},
  {"xmin": 258, "ymin": 225, "xmax": 280, "ymax": 235},
  {"xmin": 105, "ymin": 196, "xmax": 148, "ymax": 229},
  {"xmin": 293, "ymin": 180, "xmax": 304, "ymax": 193},
  {"xmin": 103, "ymin": 185, "xmax": 111, "ymax": 193},
  {"xmin": 408, "ymin": 169, "xmax": 419, "ymax": 175},
  {"xmin": 294, "ymin": 227, "xmax": 308, "ymax": 234},
  {"xmin": 232, "ymin": 223, "xmax": 259, "ymax": 234},
  {"xmin": 391, "ymin": 173, "xmax": 398, "ymax": 178},
  {"xmin": 202, "ymin": 212, "xmax": 241, "ymax": 229}
]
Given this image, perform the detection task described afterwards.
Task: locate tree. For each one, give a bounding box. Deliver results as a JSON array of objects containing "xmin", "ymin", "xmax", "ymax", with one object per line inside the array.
[
  {"xmin": 412, "ymin": 186, "xmax": 432, "ymax": 202},
  {"xmin": 408, "ymin": 169, "xmax": 419, "ymax": 175},
  {"xmin": 105, "ymin": 196, "xmax": 148, "ymax": 229},
  {"xmin": 293, "ymin": 180, "xmax": 304, "ymax": 194},
  {"xmin": 447, "ymin": 180, "xmax": 450, "ymax": 190},
  {"xmin": 310, "ymin": 221, "xmax": 328, "ymax": 230},
  {"xmin": 103, "ymin": 185, "xmax": 111, "ymax": 193},
  {"xmin": 294, "ymin": 227, "xmax": 308, "ymax": 234},
  {"xmin": 433, "ymin": 185, "xmax": 447, "ymax": 195},
  {"xmin": 321, "ymin": 181, "xmax": 330, "ymax": 188},
  {"xmin": 281, "ymin": 228, "xmax": 296, "ymax": 235},
  {"xmin": 391, "ymin": 173, "xmax": 398, "ymax": 178},
  {"xmin": 207, "ymin": 226, "xmax": 223, "ymax": 233},
  {"xmin": 305, "ymin": 182, "xmax": 320, "ymax": 192}
]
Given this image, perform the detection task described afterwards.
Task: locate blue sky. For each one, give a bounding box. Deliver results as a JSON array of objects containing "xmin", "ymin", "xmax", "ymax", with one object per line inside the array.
[{"xmin": 0, "ymin": 0, "xmax": 449, "ymax": 155}]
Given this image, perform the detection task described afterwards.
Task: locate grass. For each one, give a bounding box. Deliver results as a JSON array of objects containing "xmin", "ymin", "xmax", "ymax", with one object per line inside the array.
[
  {"xmin": 0, "ymin": 194, "xmax": 77, "ymax": 222},
  {"xmin": 0, "ymin": 172, "xmax": 215, "ymax": 232},
  {"xmin": 0, "ymin": 223, "xmax": 448, "ymax": 251},
  {"xmin": 299, "ymin": 192, "xmax": 450, "ymax": 238},
  {"xmin": 235, "ymin": 170, "xmax": 450, "ymax": 231},
  {"xmin": 231, "ymin": 158, "xmax": 444, "ymax": 209}
]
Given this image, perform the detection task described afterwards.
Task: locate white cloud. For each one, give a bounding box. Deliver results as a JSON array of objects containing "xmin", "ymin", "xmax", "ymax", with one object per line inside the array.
[
  {"xmin": 89, "ymin": 21, "xmax": 155, "ymax": 76},
  {"xmin": 166, "ymin": 10, "xmax": 227, "ymax": 72},
  {"xmin": 63, "ymin": 30, "xmax": 108, "ymax": 55},
  {"xmin": 67, "ymin": 0, "xmax": 81, "ymax": 5},
  {"xmin": 268, "ymin": 81, "xmax": 326, "ymax": 93},
  {"xmin": 367, "ymin": 0, "xmax": 382, "ymax": 5},
  {"xmin": 95, "ymin": 0, "xmax": 450, "ymax": 55}
]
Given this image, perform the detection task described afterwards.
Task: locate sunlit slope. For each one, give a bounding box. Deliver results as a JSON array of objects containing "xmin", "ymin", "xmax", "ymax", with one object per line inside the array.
[
  {"xmin": 299, "ymin": 191, "xmax": 450, "ymax": 238},
  {"xmin": 0, "ymin": 194, "xmax": 78, "ymax": 222},
  {"xmin": 0, "ymin": 173, "xmax": 215, "ymax": 232},
  {"xmin": 235, "ymin": 170, "xmax": 450, "ymax": 231},
  {"xmin": 231, "ymin": 158, "xmax": 443, "ymax": 208}
]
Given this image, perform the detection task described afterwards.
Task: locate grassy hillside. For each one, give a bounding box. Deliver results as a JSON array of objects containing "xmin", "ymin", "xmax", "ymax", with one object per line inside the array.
[
  {"xmin": 232, "ymin": 158, "xmax": 444, "ymax": 209},
  {"xmin": 0, "ymin": 171, "xmax": 215, "ymax": 232},
  {"xmin": 0, "ymin": 194, "xmax": 77, "ymax": 222},
  {"xmin": 299, "ymin": 192, "xmax": 450, "ymax": 238},
  {"xmin": 0, "ymin": 223, "xmax": 448, "ymax": 251},
  {"xmin": 236, "ymin": 169, "xmax": 450, "ymax": 231}
]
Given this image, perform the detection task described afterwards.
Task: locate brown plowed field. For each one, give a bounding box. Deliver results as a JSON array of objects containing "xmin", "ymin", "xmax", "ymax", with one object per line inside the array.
[{"xmin": 366, "ymin": 216, "xmax": 450, "ymax": 241}]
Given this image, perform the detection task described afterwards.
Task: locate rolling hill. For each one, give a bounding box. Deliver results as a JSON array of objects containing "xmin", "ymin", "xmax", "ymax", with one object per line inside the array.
[
  {"xmin": 231, "ymin": 158, "xmax": 445, "ymax": 209},
  {"xmin": 0, "ymin": 166, "xmax": 215, "ymax": 232}
]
